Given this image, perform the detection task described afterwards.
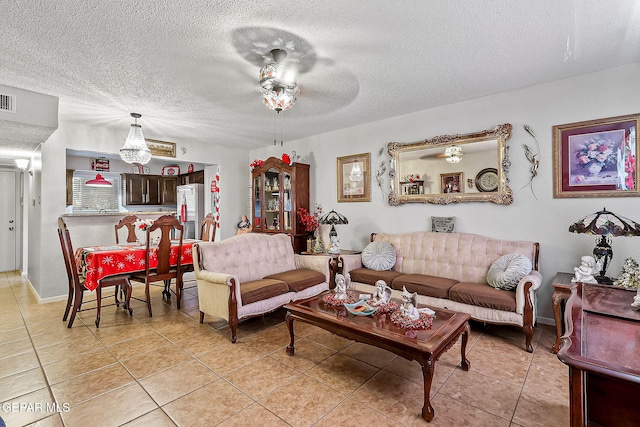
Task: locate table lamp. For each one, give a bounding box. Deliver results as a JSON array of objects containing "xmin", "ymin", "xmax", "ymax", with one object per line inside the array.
[
  {"xmin": 569, "ymin": 207, "xmax": 640, "ymax": 283},
  {"xmin": 319, "ymin": 209, "xmax": 349, "ymax": 254}
]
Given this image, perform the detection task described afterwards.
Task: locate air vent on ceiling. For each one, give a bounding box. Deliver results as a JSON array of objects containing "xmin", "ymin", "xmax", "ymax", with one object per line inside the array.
[{"xmin": 0, "ymin": 94, "xmax": 16, "ymax": 113}]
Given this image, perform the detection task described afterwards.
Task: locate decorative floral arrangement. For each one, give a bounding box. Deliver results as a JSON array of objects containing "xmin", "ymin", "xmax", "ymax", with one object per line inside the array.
[
  {"xmin": 575, "ymin": 137, "xmax": 615, "ymax": 169},
  {"xmin": 372, "ymin": 301, "xmax": 399, "ymax": 315},
  {"xmin": 250, "ymin": 159, "xmax": 264, "ymax": 169},
  {"xmin": 389, "ymin": 310, "xmax": 434, "ymax": 330},
  {"xmin": 322, "ymin": 291, "xmax": 357, "ymax": 307},
  {"xmin": 281, "ymin": 153, "xmax": 291, "ymax": 165},
  {"xmin": 402, "ymin": 174, "xmax": 421, "ymax": 183},
  {"xmin": 134, "ymin": 219, "xmax": 153, "ymax": 231},
  {"xmin": 297, "ymin": 203, "xmax": 322, "ymax": 232},
  {"xmin": 613, "ymin": 257, "xmax": 640, "ymax": 289}
]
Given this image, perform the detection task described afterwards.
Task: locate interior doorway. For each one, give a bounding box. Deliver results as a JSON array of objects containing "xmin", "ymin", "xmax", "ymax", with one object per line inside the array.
[{"xmin": 0, "ymin": 171, "xmax": 17, "ymax": 272}]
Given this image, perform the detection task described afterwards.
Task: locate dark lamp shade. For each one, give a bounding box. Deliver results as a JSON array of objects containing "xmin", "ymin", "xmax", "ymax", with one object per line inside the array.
[
  {"xmin": 318, "ymin": 210, "xmax": 348, "ymax": 225},
  {"xmin": 568, "ymin": 208, "xmax": 640, "ymax": 237}
]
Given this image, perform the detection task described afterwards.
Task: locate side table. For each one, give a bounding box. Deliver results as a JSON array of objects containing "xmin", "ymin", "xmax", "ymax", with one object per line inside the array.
[
  {"xmin": 551, "ymin": 272, "xmax": 574, "ymax": 354},
  {"xmin": 300, "ymin": 250, "xmax": 361, "ymax": 288}
]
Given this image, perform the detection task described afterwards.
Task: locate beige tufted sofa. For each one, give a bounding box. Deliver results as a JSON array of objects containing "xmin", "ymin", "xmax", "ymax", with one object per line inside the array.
[
  {"xmin": 193, "ymin": 233, "xmax": 330, "ymax": 342},
  {"xmin": 343, "ymin": 231, "xmax": 541, "ymax": 352}
]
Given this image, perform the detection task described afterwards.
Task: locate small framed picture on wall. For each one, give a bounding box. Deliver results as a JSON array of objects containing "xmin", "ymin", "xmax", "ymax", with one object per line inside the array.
[{"xmin": 337, "ymin": 153, "xmax": 371, "ymax": 202}]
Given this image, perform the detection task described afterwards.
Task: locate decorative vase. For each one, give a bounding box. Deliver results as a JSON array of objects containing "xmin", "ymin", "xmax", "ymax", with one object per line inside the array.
[{"xmin": 588, "ymin": 162, "xmax": 602, "ymax": 177}]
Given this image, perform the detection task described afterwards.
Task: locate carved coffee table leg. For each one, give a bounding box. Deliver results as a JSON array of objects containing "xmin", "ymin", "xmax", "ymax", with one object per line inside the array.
[
  {"xmin": 460, "ymin": 322, "xmax": 471, "ymax": 371},
  {"xmin": 420, "ymin": 357, "xmax": 435, "ymax": 421},
  {"xmin": 285, "ymin": 311, "xmax": 295, "ymax": 356}
]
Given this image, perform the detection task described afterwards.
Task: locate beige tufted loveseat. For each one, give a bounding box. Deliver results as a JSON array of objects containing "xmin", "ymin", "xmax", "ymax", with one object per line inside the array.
[
  {"xmin": 193, "ymin": 233, "xmax": 330, "ymax": 342},
  {"xmin": 343, "ymin": 231, "xmax": 541, "ymax": 352}
]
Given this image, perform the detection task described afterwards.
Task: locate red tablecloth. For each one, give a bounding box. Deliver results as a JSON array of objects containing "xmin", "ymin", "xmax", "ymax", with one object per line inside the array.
[{"xmin": 74, "ymin": 240, "xmax": 197, "ymax": 292}]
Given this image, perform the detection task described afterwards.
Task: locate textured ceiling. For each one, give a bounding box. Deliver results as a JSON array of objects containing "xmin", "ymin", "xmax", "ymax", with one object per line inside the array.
[{"xmin": 0, "ymin": 1, "xmax": 639, "ymax": 153}]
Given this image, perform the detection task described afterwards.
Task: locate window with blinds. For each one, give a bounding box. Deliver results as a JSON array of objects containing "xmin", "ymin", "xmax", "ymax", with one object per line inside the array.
[{"xmin": 72, "ymin": 172, "xmax": 120, "ymax": 212}]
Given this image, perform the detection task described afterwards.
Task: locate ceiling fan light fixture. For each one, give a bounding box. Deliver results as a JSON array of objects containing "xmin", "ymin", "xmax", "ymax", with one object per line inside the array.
[
  {"xmin": 259, "ymin": 49, "xmax": 300, "ymax": 112},
  {"xmin": 445, "ymin": 145, "xmax": 463, "ymax": 164},
  {"xmin": 261, "ymin": 86, "xmax": 299, "ymax": 112},
  {"xmin": 119, "ymin": 113, "xmax": 151, "ymax": 165}
]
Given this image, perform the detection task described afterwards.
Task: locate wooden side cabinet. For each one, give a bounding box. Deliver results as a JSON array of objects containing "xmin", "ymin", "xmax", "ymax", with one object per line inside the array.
[
  {"xmin": 557, "ymin": 283, "xmax": 640, "ymax": 427},
  {"xmin": 251, "ymin": 157, "xmax": 309, "ymax": 253}
]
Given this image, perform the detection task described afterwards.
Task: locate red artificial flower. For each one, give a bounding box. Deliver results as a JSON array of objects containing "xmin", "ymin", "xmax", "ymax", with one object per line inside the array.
[
  {"xmin": 250, "ymin": 159, "xmax": 264, "ymax": 169},
  {"xmin": 282, "ymin": 153, "xmax": 291, "ymax": 165}
]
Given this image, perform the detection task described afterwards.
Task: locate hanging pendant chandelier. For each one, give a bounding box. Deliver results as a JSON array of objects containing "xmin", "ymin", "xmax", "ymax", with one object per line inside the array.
[{"xmin": 119, "ymin": 113, "xmax": 151, "ymax": 165}]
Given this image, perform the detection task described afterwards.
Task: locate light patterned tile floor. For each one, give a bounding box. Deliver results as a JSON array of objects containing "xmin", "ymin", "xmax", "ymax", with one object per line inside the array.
[{"xmin": 0, "ymin": 271, "xmax": 569, "ymax": 426}]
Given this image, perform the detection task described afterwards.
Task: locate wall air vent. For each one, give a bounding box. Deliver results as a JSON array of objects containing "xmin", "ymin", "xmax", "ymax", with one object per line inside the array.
[{"xmin": 0, "ymin": 94, "xmax": 16, "ymax": 113}]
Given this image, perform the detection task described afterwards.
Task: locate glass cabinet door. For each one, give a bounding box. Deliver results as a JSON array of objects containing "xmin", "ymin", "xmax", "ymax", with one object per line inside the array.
[
  {"xmin": 264, "ymin": 168, "xmax": 281, "ymax": 231},
  {"xmin": 253, "ymin": 175, "xmax": 261, "ymax": 229},
  {"xmin": 283, "ymin": 171, "xmax": 292, "ymax": 231}
]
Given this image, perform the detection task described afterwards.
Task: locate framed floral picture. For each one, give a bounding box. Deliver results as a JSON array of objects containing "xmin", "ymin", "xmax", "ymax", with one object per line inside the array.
[
  {"xmin": 553, "ymin": 113, "xmax": 639, "ymax": 198},
  {"xmin": 337, "ymin": 153, "xmax": 370, "ymax": 202}
]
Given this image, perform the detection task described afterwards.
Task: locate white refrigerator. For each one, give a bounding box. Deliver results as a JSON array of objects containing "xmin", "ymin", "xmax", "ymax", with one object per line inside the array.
[{"xmin": 177, "ymin": 183, "xmax": 204, "ymax": 239}]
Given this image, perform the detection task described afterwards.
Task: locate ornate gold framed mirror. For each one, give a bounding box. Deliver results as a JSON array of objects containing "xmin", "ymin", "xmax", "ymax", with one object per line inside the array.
[{"xmin": 388, "ymin": 124, "xmax": 513, "ymax": 205}]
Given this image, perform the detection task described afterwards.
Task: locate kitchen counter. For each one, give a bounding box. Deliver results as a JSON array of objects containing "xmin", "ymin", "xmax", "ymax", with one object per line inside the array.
[
  {"xmin": 60, "ymin": 211, "xmax": 178, "ymax": 250},
  {"xmin": 62, "ymin": 211, "xmax": 177, "ymax": 217}
]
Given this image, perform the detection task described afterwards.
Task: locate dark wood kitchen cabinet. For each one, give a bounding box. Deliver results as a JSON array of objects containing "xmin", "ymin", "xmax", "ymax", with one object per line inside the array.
[
  {"xmin": 122, "ymin": 174, "xmax": 178, "ymax": 205},
  {"xmin": 161, "ymin": 176, "xmax": 179, "ymax": 205},
  {"xmin": 179, "ymin": 170, "xmax": 204, "ymax": 185}
]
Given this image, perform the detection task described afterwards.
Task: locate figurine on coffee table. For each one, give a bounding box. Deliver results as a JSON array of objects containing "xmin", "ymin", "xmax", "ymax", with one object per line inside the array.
[
  {"xmin": 400, "ymin": 286, "xmax": 420, "ymax": 320},
  {"xmin": 334, "ymin": 273, "xmax": 351, "ymax": 300},
  {"xmin": 370, "ymin": 280, "xmax": 392, "ymax": 306},
  {"xmin": 572, "ymin": 255, "xmax": 598, "ymax": 284}
]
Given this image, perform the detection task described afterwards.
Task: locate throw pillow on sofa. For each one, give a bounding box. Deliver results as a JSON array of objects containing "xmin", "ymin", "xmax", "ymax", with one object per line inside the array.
[
  {"xmin": 487, "ymin": 253, "xmax": 532, "ymax": 290},
  {"xmin": 362, "ymin": 241, "xmax": 396, "ymax": 271}
]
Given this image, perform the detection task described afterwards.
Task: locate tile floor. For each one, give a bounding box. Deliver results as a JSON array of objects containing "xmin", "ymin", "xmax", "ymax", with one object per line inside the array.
[{"xmin": 0, "ymin": 271, "xmax": 570, "ymax": 426}]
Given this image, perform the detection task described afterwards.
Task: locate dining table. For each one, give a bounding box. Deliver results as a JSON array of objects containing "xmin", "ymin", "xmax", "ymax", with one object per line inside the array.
[{"xmin": 74, "ymin": 239, "xmax": 199, "ymax": 292}]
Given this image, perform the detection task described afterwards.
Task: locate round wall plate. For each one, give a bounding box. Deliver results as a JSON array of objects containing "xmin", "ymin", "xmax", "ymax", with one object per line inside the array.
[{"xmin": 475, "ymin": 168, "xmax": 499, "ymax": 192}]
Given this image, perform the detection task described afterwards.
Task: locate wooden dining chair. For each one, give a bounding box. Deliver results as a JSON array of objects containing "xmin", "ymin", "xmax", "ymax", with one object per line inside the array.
[
  {"xmin": 199, "ymin": 212, "xmax": 217, "ymax": 242},
  {"xmin": 180, "ymin": 213, "xmax": 217, "ymax": 306},
  {"xmin": 58, "ymin": 217, "xmax": 132, "ymax": 328},
  {"xmin": 129, "ymin": 214, "xmax": 184, "ymax": 316},
  {"xmin": 115, "ymin": 214, "xmax": 140, "ymax": 243}
]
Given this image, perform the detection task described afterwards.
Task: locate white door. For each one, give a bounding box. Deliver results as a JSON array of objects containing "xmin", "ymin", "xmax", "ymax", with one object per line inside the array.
[{"xmin": 0, "ymin": 171, "xmax": 16, "ymax": 272}]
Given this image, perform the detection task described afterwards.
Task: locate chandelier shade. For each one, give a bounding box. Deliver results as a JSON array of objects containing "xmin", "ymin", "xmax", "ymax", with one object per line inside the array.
[
  {"xmin": 261, "ymin": 86, "xmax": 299, "ymax": 112},
  {"xmin": 349, "ymin": 161, "xmax": 363, "ymax": 181},
  {"xmin": 119, "ymin": 113, "xmax": 151, "ymax": 165},
  {"xmin": 445, "ymin": 145, "xmax": 463, "ymax": 164}
]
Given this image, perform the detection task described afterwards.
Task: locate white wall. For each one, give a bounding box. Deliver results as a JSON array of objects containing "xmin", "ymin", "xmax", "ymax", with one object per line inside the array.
[
  {"xmin": 251, "ymin": 63, "xmax": 640, "ymax": 324},
  {"xmin": 30, "ymin": 120, "xmax": 248, "ymax": 300}
]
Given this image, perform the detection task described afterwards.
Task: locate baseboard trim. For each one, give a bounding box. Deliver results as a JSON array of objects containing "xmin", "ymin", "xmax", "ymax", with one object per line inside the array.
[{"xmin": 537, "ymin": 316, "xmax": 554, "ymax": 326}]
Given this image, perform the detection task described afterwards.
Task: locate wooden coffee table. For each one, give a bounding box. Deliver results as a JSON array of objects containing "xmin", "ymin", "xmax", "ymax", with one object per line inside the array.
[{"xmin": 284, "ymin": 292, "xmax": 471, "ymax": 422}]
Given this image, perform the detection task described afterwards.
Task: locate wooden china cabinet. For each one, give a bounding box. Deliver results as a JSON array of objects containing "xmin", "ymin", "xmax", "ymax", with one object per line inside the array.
[{"xmin": 251, "ymin": 157, "xmax": 309, "ymax": 253}]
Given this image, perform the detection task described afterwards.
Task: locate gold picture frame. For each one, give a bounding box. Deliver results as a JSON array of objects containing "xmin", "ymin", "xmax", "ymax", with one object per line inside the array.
[
  {"xmin": 440, "ymin": 172, "xmax": 464, "ymax": 194},
  {"xmin": 553, "ymin": 113, "xmax": 639, "ymax": 198},
  {"xmin": 337, "ymin": 153, "xmax": 371, "ymax": 202},
  {"xmin": 145, "ymin": 139, "xmax": 176, "ymax": 158}
]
